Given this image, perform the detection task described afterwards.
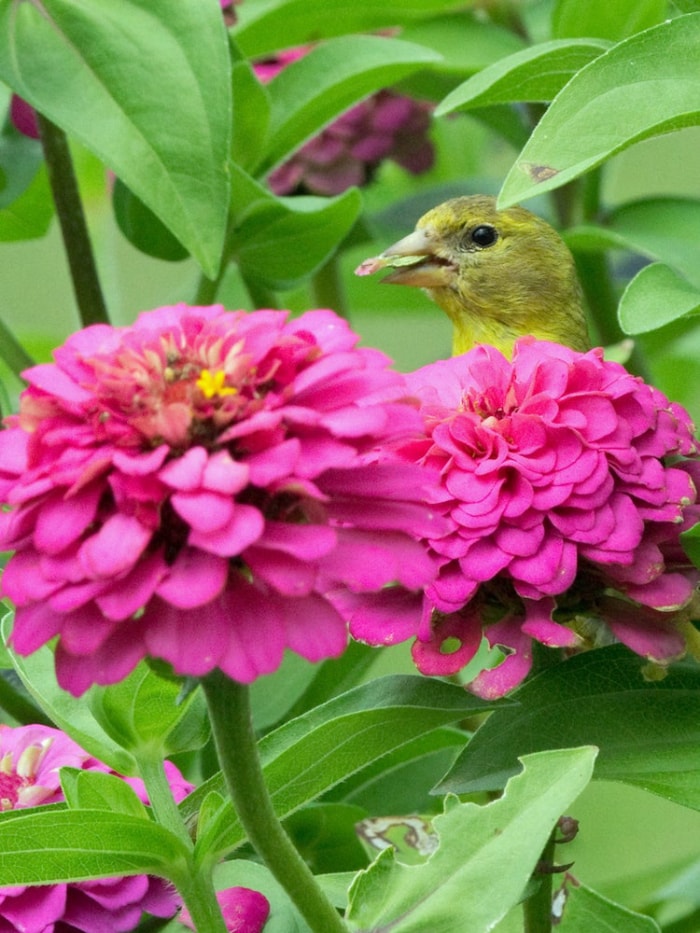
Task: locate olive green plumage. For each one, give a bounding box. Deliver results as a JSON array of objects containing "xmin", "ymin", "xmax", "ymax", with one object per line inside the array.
[{"xmin": 359, "ymin": 195, "xmax": 591, "ymax": 357}]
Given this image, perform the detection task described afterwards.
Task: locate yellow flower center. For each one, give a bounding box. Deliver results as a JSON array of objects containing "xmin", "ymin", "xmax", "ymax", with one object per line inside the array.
[{"xmin": 196, "ymin": 369, "xmax": 238, "ymax": 399}]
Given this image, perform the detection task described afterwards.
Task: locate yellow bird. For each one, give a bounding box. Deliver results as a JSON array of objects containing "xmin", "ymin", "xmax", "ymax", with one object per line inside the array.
[{"xmin": 356, "ymin": 194, "xmax": 591, "ymax": 357}]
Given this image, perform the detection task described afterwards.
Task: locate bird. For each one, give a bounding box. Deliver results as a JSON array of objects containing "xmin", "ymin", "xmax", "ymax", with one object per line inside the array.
[{"xmin": 355, "ymin": 194, "xmax": 591, "ymax": 357}]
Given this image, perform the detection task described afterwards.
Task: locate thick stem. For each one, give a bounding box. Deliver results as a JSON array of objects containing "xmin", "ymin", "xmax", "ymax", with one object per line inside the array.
[
  {"xmin": 36, "ymin": 112, "xmax": 110, "ymax": 327},
  {"xmin": 522, "ymin": 831, "xmax": 556, "ymax": 933},
  {"xmin": 201, "ymin": 670, "xmax": 348, "ymax": 933}
]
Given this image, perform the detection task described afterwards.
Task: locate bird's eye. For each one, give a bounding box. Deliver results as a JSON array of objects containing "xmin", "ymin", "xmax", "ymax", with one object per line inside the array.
[{"xmin": 469, "ymin": 224, "xmax": 498, "ymax": 248}]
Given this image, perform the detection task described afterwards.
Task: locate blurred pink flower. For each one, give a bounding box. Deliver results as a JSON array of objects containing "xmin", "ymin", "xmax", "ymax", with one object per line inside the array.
[
  {"xmin": 179, "ymin": 886, "xmax": 269, "ymax": 932},
  {"xmin": 0, "ymin": 305, "xmax": 441, "ymax": 695},
  {"xmin": 351, "ymin": 338, "xmax": 700, "ymax": 697},
  {"xmin": 0, "ymin": 723, "xmax": 191, "ymax": 932},
  {"xmin": 255, "ymin": 50, "xmax": 434, "ymax": 196}
]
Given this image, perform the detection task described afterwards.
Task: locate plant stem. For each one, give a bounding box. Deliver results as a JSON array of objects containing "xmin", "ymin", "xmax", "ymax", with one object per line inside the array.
[
  {"xmin": 138, "ymin": 755, "xmax": 228, "ymax": 932},
  {"xmin": 35, "ymin": 112, "xmax": 110, "ymax": 327},
  {"xmin": 201, "ymin": 670, "xmax": 348, "ymax": 933},
  {"xmin": 522, "ymin": 830, "xmax": 555, "ymax": 933},
  {"xmin": 138, "ymin": 756, "xmax": 193, "ymax": 849}
]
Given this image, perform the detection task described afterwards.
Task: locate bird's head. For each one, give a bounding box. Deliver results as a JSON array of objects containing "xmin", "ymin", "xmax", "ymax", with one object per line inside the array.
[{"xmin": 356, "ymin": 195, "xmax": 590, "ymax": 356}]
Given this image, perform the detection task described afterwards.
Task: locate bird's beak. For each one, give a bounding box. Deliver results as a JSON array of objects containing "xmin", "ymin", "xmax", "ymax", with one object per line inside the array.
[{"xmin": 355, "ymin": 228, "xmax": 455, "ymax": 287}]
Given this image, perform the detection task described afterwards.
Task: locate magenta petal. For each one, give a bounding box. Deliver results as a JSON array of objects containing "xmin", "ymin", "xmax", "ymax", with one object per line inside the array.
[
  {"xmin": 412, "ymin": 606, "xmax": 483, "ymax": 676},
  {"xmin": 33, "ymin": 484, "xmax": 102, "ymax": 554},
  {"xmin": 603, "ymin": 600, "xmax": 686, "ymax": 660},
  {"xmin": 469, "ymin": 618, "xmax": 533, "ymax": 699},
  {"xmin": 188, "ymin": 504, "xmax": 264, "ymax": 556},
  {"xmin": 79, "ymin": 514, "xmax": 152, "ymax": 578},
  {"xmin": 172, "ymin": 490, "xmax": 234, "ymax": 532},
  {"xmin": 342, "ymin": 587, "xmax": 423, "ymax": 645},
  {"xmin": 156, "ymin": 549, "xmax": 228, "ymax": 608}
]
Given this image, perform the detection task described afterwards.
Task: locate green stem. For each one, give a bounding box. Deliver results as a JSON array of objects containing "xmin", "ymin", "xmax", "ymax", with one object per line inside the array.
[
  {"xmin": 171, "ymin": 865, "xmax": 228, "ymax": 933},
  {"xmin": 138, "ymin": 756, "xmax": 193, "ymax": 850},
  {"xmin": 0, "ymin": 317, "xmax": 34, "ymax": 378},
  {"xmin": 36, "ymin": 112, "xmax": 110, "ymax": 327},
  {"xmin": 138, "ymin": 755, "xmax": 227, "ymax": 932},
  {"xmin": 201, "ymin": 670, "xmax": 348, "ymax": 933},
  {"xmin": 522, "ymin": 831, "xmax": 555, "ymax": 933},
  {"xmin": 311, "ymin": 254, "xmax": 349, "ymax": 319}
]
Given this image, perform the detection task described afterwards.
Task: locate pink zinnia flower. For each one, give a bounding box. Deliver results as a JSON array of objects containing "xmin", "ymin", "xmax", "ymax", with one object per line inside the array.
[
  {"xmin": 350, "ymin": 338, "xmax": 700, "ymax": 698},
  {"xmin": 0, "ymin": 305, "xmax": 441, "ymax": 695},
  {"xmin": 255, "ymin": 49, "xmax": 434, "ymax": 196},
  {"xmin": 0, "ymin": 723, "xmax": 191, "ymax": 932},
  {"xmin": 179, "ymin": 886, "xmax": 269, "ymax": 932}
]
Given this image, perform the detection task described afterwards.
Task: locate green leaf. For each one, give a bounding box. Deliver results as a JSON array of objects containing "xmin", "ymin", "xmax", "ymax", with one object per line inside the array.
[
  {"xmin": 0, "ymin": 809, "xmax": 188, "ymax": 884},
  {"xmin": 436, "ymin": 39, "xmax": 609, "ymax": 116},
  {"xmin": 499, "ymin": 14, "xmax": 700, "ymax": 206},
  {"xmin": 346, "ymin": 747, "xmax": 597, "ymax": 932},
  {"xmin": 1, "ymin": 611, "xmax": 136, "ymax": 775},
  {"xmin": 89, "ymin": 663, "xmax": 209, "ymax": 758},
  {"xmin": 0, "ymin": 0, "xmax": 230, "ymax": 276},
  {"xmin": 552, "ymin": 0, "xmax": 667, "ymax": 41},
  {"xmin": 681, "ymin": 522, "xmax": 700, "ymax": 569},
  {"xmin": 60, "ymin": 768, "xmax": 148, "ymax": 820},
  {"xmin": 555, "ymin": 879, "xmax": 661, "ymax": 931},
  {"xmin": 233, "ymin": 0, "xmax": 465, "ymax": 58},
  {"xmin": 618, "ymin": 263, "xmax": 700, "ymax": 335},
  {"xmin": 286, "ymin": 803, "xmax": 369, "ymax": 873},
  {"xmin": 331, "ymin": 727, "xmax": 467, "ymax": 814},
  {"xmin": 261, "ymin": 35, "xmax": 442, "ymax": 173},
  {"xmin": 400, "ymin": 14, "xmax": 525, "ymax": 81},
  {"xmin": 0, "ymin": 127, "xmax": 53, "ymax": 240},
  {"xmin": 567, "ymin": 197, "xmax": 700, "ymax": 288},
  {"xmin": 230, "ymin": 57, "xmax": 271, "ymax": 174},
  {"xmin": 112, "ymin": 179, "xmax": 189, "ymax": 262},
  {"xmin": 232, "ymin": 188, "xmax": 363, "ymax": 290},
  {"xmin": 184, "ymin": 675, "xmax": 498, "ymax": 859},
  {"xmin": 0, "ymin": 162, "xmax": 53, "ymax": 241},
  {"xmin": 437, "ymin": 646, "xmax": 700, "ymax": 810}
]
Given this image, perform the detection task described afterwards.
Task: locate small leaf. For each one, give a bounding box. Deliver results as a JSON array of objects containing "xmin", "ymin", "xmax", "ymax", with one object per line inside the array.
[
  {"xmin": 233, "ymin": 0, "xmax": 464, "ymax": 58},
  {"xmin": 346, "ymin": 747, "xmax": 597, "ymax": 932},
  {"xmin": 0, "ymin": 0, "xmax": 231, "ymax": 276},
  {"xmin": 231, "ymin": 188, "xmax": 363, "ymax": 290},
  {"xmin": 262, "ymin": 35, "xmax": 442, "ymax": 173},
  {"xmin": 436, "ymin": 39, "xmax": 609, "ymax": 116},
  {"xmin": 552, "ymin": 0, "xmax": 667, "ymax": 41},
  {"xmin": 89, "ymin": 663, "xmax": 209, "ymax": 758},
  {"xmin": 555, "ymin": 879, "xmax": 661, "ymax": 931},
  {"xmin": 437, "ymin": 646, "xmax": 700, "ymax": 810},
  {"xmin": 618, "ymin": 263, "xmax": 700, "ymax": 335},
  {"xmin": 112, "ymin": 179, "xmax": 189, "ymax": 262},
  {"xmin": 499, "ymin": 14, "xmax": 700, "ymax": 206},
  {"xmin": 60, "ymin": 768, "xmax": 148, "ymax": 820}
]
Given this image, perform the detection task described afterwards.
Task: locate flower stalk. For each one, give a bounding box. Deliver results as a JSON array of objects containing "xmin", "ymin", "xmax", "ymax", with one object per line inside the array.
[
  {"xmin": 202, "ymin": 669, "xmax": 348, "ymax": 933},
  {"xmin": 35, "ymin": 111, "xmax": 110, "ymax": 327}
]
